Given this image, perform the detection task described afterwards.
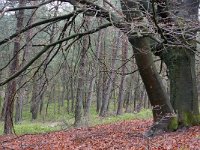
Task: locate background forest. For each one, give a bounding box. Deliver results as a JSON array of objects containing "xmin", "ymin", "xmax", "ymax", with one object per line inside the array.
[{"xmin": 0, "ymin": 0, "xmax": 199, "ymax": 136}]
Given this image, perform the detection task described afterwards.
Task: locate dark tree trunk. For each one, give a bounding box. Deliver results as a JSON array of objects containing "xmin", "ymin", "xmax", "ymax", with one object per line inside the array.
[
  {"xmin": 129, "ymin": 37, "xmax": 173, "ymax": 121},
  {"xmin": 96, "ymin": 76, "xmax": 102, "ymax": 113},
  {"xmin": 120, "ymin": 0, "xmax": 174, "ymax": 135},
  {"xmin": 15, "ymin": 5, "xmax": 34, "ymax": 123},
  {"xmin": 99, "ymin": 38, "xmax": 108, "ymax": 116},
  {"xmin": 95, "ymin": 29, "xmax": 103, "ymax": 113},
  {"xmin": 4, "ymin": 0, "xmax": 25, "ymax": 134}
]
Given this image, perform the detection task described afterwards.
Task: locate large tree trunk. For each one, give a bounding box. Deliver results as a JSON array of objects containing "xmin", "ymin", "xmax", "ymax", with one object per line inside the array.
[
  {"xmin": 129, "ymin": 37, "xmax": 173, "ymax": 121},
  {"xmin": 4, "ymin": 0, "xmax": 25, "ymax": 134},
  {"xmin": 120, "ymin": 0, "xmax": 174, "ymax": 135},
  {"xmin": 163, "ymin": 49, "xmax": 200, "ymax": 126},
  {"xmin": 158, "ymin": 0, "xmax": 200, "ymax": 127}
]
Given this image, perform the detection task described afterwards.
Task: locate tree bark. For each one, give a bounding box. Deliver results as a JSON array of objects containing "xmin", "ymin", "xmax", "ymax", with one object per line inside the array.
[
  {"xmin": 120, "ymin": 0, "xmax": 174, "ymax": 135},
  {"xmin": 30, "ymin": 74, "xmax": 40, "ymax": 120},
  {"xmin": 95, "ymin": 29, "xmax": 104, "ymax": 113},
  {"xmin": 84, "ymin": 67, "xmax": 95, "ymax": 117},
  {"xmin": 74, "ymin": 18, "xmax": 89, "ymax": 127},
  {"xmin": 99, "ymin": 31, "xmax": 119, "ymax": 116},
  {"xmin": 163, "ymin": 49, "xmax": 200, "ymax": 126},
  {"xmin": 4, "ymin": 0, "xmax": 25, "ymax": 134},
  {"xmin": 15, "ymin": 3, "xmax": 35, "ymax": 123},
  {"xmin": 117, "ymin": 35, "xmax": 128, "ymax": 115},
  {"xmin": 159, "ymin": 0, "xmax": 200, "ymax": 127}
]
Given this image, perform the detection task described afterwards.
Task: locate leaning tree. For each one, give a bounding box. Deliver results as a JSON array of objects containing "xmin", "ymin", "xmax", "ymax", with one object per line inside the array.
[{"xmin": 0, "ymin": 0, "xmax": 199, "ymax": 135}]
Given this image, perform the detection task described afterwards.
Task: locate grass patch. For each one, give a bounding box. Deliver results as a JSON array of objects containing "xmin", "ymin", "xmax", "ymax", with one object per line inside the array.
[
  {"xmin": 0, "ymin": 100, "xmax": 152, "ymax": 135},
  {"xmin": 88, "ymin": 109, "xmax": 152, "ymax": 126},
  {"xmin": 0, "ymin": 121, "xmax": 61, "ymax": 135}
]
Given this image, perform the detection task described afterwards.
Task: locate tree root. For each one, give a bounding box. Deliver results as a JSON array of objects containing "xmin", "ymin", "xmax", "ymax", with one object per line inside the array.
[{"xmin": 144, "ymin": 115, "xmax": 178, "ymax": 137}]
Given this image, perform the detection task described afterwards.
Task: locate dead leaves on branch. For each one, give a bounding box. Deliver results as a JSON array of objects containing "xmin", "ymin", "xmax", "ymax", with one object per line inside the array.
[{"xmin": 0, "ymin": 119, "xmax": 199, "ymax": 149}]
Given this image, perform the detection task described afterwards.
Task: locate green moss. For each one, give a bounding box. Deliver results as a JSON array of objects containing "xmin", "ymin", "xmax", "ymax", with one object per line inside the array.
[
  {"xmin": 180, "ymin": 112, "xmax": 200, "ymax": 126},
  {"xmin": 167, "ymin": 116, "xmax": 178, "ymax": 131}
]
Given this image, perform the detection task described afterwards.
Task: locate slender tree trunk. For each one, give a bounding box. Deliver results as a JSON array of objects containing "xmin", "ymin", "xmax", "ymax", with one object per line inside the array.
[
  {"xmin": 99, "ymin": 38, "xmax": 107, "ymax": 116},
  {"xmin": 133, "ymin": 73, "xmax": 140, "ymax": 112},
  {"xmin": 99, "ymin": 31, "xmax": 119, "ymax": 116},
  {"xmin": 117, "ymin": 36, "xmax": 128, "ymax": 115},
  {"xmin": 74, "ymin": 43, "xmax": 86, "ymax": 126},
  {"xmin": 30, "ymin": 75, "xmax": 40, "ymax": 120},
  {"xmin": 15, "ymin": 5, "xmax": 34, "ymax": 123},
  {"xmin": 125, "ymin": 75, "xmax": 134, "ymax": 113},
  {"xmin": 74, "ymin": 19, "xmax": 89, "ymax": 127},
  {"xmin": 95, "ymin": 29, "xmax": 102, "ymax": 113},
  {"xmin": 4, "ymin": 0, "xmax": 25, "ymax": 134},
  {"xmin": 70, "ymin": 76, "xmax": 75, "ymax": 112},
  {"xmin": 84, "ymin": 69, "xmax": 95, "ymax": 117}
]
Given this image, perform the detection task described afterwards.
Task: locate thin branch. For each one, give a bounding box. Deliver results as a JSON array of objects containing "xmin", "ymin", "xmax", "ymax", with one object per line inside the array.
[
  {"xmin": 0, "ymin": 22, "xmax": 112, "ymax": 86},
  {"xmin": 0, "ymin": 9, "xmax": 84, "ymax": 47}
]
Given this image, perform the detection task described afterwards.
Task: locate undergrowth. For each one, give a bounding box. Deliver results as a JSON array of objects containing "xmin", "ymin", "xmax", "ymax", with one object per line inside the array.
[{"xmin": 0, "ymin": 101, "xmax": 152, "ymax": 135}]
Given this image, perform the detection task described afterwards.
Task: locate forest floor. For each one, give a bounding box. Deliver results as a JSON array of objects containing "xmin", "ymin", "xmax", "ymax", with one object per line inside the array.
[{"xmin": 0, "ymin": 119, "xmax": 199, "ymax": 150}]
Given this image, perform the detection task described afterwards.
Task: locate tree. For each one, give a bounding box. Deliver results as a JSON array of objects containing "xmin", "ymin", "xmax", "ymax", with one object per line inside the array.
[
  {"xmin": 116, "ymin": 35, "xmax": 128, "ymax": 115},
  {"xmin": 3, "ymin": 0, "xmax": 26, "ymax": 134},
  {"xmin": 0, "ymin": 0, "xmax": 199, "ymax": 135},
  {"xmin": 157, "ymin": 0, "xmax": 200, "ymax": 127},
  {"xmin": 99, "ymin": 30, "xmax": 120, "ymax": 116},
  {"xmin": 74, "ymin": 17, "xmax": 90, "ymax": 127}
]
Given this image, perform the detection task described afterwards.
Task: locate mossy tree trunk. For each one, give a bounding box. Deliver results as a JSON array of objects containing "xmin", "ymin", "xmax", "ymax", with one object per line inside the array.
[
  {"xmin": 163, "ymin": 49, "xmax": 200, "ymax": 126},
  {"xmin": 157, "ymin": 0, "xmax": 200, "ymax": 127}
]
